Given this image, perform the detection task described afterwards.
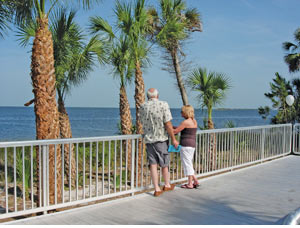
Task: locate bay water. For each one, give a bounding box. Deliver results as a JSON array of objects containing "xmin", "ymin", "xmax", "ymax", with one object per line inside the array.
[{"xmin": 0, "ymin": 106, "xmax": 276, "ymax": 142}]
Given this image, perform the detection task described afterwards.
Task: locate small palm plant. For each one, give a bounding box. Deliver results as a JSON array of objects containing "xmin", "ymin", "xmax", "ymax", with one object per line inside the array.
[
  {"xmin": 187, "ymin": 67, "xmax": 231, "ymax": 129},
  {"xmin": 187, "ymin": 67, "xmax": 231, "ymax": 171}
]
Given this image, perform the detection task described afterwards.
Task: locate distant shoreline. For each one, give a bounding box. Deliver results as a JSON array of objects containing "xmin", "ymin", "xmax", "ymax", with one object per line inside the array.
[{"xmin": 0, "ymin": 106, "xmax": 272, "ymax": 111}]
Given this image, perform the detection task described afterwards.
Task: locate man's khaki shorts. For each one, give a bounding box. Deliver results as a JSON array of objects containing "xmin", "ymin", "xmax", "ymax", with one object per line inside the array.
[{"xmin": 146, "ymin": 141, "xmax": 170, "ymax": 167}]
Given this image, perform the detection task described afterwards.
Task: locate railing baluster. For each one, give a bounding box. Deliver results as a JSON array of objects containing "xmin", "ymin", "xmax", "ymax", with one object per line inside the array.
[
  {"xmin": 22, "ymin": 146, "xmax": 25, "ymax": 210},
  {"xmin": 76, "ymin": 143, "xmax": 78, "ymax": 201},
  {"xmin": 108, "ymin": 141, "xmax": 111, "ymax": 194},
  {"xmin": 69, "ymin": 143, "xmax": 72, "ymax": 202},
  {"xmin": 96, "ymin": 141, "xmax": 99, "ymax": 197},
  {"xmin": 5, "ymin": 147, "xmax": 8, "ymax": 213},
  {"xmin": 125, "ymin": 140, "xmax": 128, "ymax": 192},
  {"xmin": 54, "ymin": 144, "xmax": 57, "ymax": 205},
  {"xmin": 62, "ymin": 144, "xmax": 64, "ymax": 204},
  {"xmin": 114, "ymin": 140, "xmax": 117, "ymax": 193},
  {"xmin": 120, "ymin": 140, "xmax": 122, "ymax": 191},
  {"xmin": 14, "ymin": 147, "xmax": 17, "ymax": 212},
  {"xmin": 102, "ymin": 141, "xmax": 105, "ymax": 195},
  {"xmin": 83, "ymin": 143, "xmax": 85, "ymax": 199},
  {"xmin": 30, "ymin": 146, "xmax": 33, "ymax": 209},
  {"xmin": 89, "ymin": 142, "xmax": 92, "ymax": 198}
]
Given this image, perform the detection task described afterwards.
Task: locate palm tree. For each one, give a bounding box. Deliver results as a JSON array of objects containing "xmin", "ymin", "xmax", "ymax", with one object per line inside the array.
[
  {"xmin": 283, "ymin": 28, "xmax": 300, "ymax": 73},
  {"xmin": 148, "ymin": 0, "xmax": 202, "ymax": 105},
  {"xmin": 89, "ymin": 13, "xmax": 135, "ymax": 170},
  {"xmin": 52, "ymin": 9, "xmax": 107, "ymax": 187},
  {"xmin": 187, "ymin": 67, "xmax": 231, "ymax": 171},
  {"xmin": 187, "ymin": 67, "xmax": 231, "ymax": 129},
  {"xmin": 111, "ymin": 37, "xmax": 135, "ymax": 170},
  {"xmin": 114, "ymin": 0, "xmax": 151, "ymax": 170},
  {"xmin": 19, "ymin": 8, "xmax": 107, "ymax": 188},
  {"xmin": 0, "ymin": 0, "xmax": 12, "ymax": 38},
  {"xmin": 11, "ymin": 0, "xmax": 98, "ymax": 205},
  {"xmin": 111, "ymin": 37, "xmax": 135, "ymax": 135}
]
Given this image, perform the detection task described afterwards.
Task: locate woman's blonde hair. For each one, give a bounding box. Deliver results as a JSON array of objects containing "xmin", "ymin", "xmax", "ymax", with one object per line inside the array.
[{"xmin": 181, "ymin": 105, "xmax": 194, "ymax": 119}]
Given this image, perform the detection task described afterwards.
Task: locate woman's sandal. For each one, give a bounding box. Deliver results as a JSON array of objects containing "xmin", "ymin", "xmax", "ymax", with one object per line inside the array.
[
  {"xmin": 193, "ymin": 182, "xmax": 200, "ymax": 189},
  {"xmin": 181, "ymin": 184, "xmax": 194, "ymax": 189}
]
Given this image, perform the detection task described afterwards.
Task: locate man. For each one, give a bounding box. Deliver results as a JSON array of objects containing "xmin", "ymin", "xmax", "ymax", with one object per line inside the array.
[{"xmin": 140, "ymin": 88, "xmax": 179, "ymax": 197}]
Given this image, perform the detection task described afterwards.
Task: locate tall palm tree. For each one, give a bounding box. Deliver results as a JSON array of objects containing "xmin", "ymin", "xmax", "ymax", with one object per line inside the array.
[
  {"xmin": 19, "ymin": 8, "xmax": 107, "ymax": 187},
  {"xmin": 116, "ymin": 0, "xmax": 149, "ymax": 131},
  {"xmin": 52, "ymin": 9, "xmax": 107, "ymax": 187},
  {"xmin": 11, "ymin": 0, "xmax": 98, "ymax": 205},
  {"xmin": 114, "ymin": 0, "xmax": 151, "ymax": 170},
  {"xmin": 283, "ymin": 28, "xmax": 300, "ymax": 73},
  {"xmin": 148, "ymin": 0, "xmax": 202, "ymax": 105},
  {"xmin": 111, "ymin": 37, "xmax": 135, "ymax": 170},
  {"xmin": 89, "ymin": 13, "xmax": 135, "ymax": 169},
  {"xmin": 186, "ymin": 67, "xmax": 231, "ymax": 129}
]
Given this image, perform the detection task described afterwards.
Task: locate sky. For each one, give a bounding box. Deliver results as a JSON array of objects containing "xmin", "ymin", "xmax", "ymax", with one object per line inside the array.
[{"xmin": 0, "ymin": 0, "xmax": 299, "ymax": 109}]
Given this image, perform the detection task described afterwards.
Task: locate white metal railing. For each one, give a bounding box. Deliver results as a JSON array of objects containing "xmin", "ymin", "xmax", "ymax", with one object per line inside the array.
[
  {"xmin": 0, "ymin": 124, "xmax": 292, "ymax": 219},
  {"xmin": 293, "ymin": 124, "xmax": 300, "ymax": 154}
]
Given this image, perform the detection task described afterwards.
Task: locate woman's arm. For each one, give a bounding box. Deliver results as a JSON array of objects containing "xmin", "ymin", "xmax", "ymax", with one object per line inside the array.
[{"xmin": 173, "ymin": 121, "xmax": 187, "ymax": 134}]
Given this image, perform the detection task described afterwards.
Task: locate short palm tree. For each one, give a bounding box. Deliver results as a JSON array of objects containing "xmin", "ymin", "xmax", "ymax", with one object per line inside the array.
[
  {"xmin": 11, "ymin": 0, "xmax": 99, "ymax": 205},
  {"xmin": 148, "ymin": 0, "xmax": 202, "ymax": 105},
  {"xmin": 283, "ymin": 28, "xmax": 300, "ymax": 73},
  {"xmin": 187, "ymin": 67, "xmax": 231, "ymax": 129}
]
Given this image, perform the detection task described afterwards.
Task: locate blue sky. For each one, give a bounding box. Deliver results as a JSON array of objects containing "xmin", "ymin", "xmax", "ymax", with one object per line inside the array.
[{"xmin": 0, "ymin": 0, "xmax": 299, "ymax": 109}]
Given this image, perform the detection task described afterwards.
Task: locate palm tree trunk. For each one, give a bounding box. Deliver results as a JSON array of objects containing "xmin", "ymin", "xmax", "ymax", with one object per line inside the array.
[
  {"xmin": 207, "ymin": 106, "xmax": 216, "ymax": 170},
  {"xmin": 134, "ymin": 60, "xmax": 145, "ymax": 175},
  {"xmin": 31, "ymin": 16, "xmax": 62, "ymax": 205},
  {"xmin": 120, "ymin": 85, "xmax": 133, "ymax": 173},
  {"xmin": 58, "ymin": 97, "xmax": 76, "ymax": 188},
  {"xmin": 171, "ymin": 48, "xmax": 189, "ymax": 105}
]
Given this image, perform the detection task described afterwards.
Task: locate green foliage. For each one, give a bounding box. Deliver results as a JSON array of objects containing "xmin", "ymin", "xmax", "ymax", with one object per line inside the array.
[
  {"xmin": 187, "ymin": 67, "xmax": 232, "ymax": 128},
  {"xmin": 283, "ymin": 27, "xmax": 300, "ymax": 73},
  {"xmin": 258, "ymin": 106, "xmax": 270, "ymax": 120},
  {"xmin": 260, "ymin": 72, "xmax": 296, "ymax": 124},
  {"xmin": 224, "ymin": 120, "xmax": 236, "ymax": 128},
  {"xmin": 117, "ymin": 121, "xmax": 136, "ymax": 135}
]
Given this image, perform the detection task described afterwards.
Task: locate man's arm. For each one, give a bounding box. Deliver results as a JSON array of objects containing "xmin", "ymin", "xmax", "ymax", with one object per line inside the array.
[{"xmin": 165, "ymin": 121, "xmax": 179, "ymax": 148}]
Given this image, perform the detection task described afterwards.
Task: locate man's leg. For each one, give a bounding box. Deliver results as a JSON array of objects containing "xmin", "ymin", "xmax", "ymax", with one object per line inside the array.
[
  {"xmin": 150, "ymin": 164, "xmax": 161, "ymax": 192},
  {"xmin": 162, "ymin": 166, "xmax": 171, "ymax": 188}
]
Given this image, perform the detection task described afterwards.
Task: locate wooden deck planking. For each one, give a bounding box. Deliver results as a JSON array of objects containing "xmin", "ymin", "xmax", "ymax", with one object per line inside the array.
[{"xmin": 6, "ymin": 155, "xmax": 300, "ymax": 225}]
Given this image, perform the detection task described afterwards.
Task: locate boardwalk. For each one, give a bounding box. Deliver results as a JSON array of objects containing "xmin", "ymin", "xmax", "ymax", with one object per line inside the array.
[{"xmin": 6, "ymin": 155, "xmax": 300, "ymax": 225}]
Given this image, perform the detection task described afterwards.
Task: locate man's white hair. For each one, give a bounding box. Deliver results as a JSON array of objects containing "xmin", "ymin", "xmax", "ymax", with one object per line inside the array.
[{"xmin": 147, "ymin": 88, "xmax": 159, "ymax": 99}]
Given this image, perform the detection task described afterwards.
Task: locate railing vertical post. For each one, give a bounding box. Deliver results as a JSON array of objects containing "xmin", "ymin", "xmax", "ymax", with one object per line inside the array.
[
  {"xmin": 229, "ymin": 131, "xmax": 233, "ymax": 169},
  {"xmin": 291, "ymin": 124, "xmax": 294, "ymax": 154},
  {"xmin": 282, "ymin": 126, "xmax": 286, "ymax": 154},
  {"xmin": 131, "ymin": 139, "xmax": 135, "ymax": 196},
  {"xmin": 42, "ymin": 145, "xmax": 48, "ymax": 214},
  {"xmin": 261, "ymin": 128, "xmax": 265, "ymax": 161}
]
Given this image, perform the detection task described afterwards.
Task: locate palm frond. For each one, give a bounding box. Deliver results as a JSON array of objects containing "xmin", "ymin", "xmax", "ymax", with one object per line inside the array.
[
  {"xmin": 16, "ymin": 19, "xmax": 37, "ymax": 47},
  {"xmin": 89, "ymin": 16, "xmax": 115, "ymax": 40}
]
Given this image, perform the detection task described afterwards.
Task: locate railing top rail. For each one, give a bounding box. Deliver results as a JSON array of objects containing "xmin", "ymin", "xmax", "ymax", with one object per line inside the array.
[
  {"xmin": 196, "ymin": 123, "xmax": 292, "ymax": 134},
  {"xmin": 0, "ymin": 134, "xmax": 143, "ymax": 148},
  {"xmin": 0, "ymin": 123, "xmax": 292, "ymax": 148}
]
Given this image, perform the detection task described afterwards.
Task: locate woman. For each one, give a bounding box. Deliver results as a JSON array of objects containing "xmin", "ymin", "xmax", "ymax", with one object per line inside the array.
[{"xmin": 174, "ymin": 105, "xmax": 199, "ymax": 189}]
